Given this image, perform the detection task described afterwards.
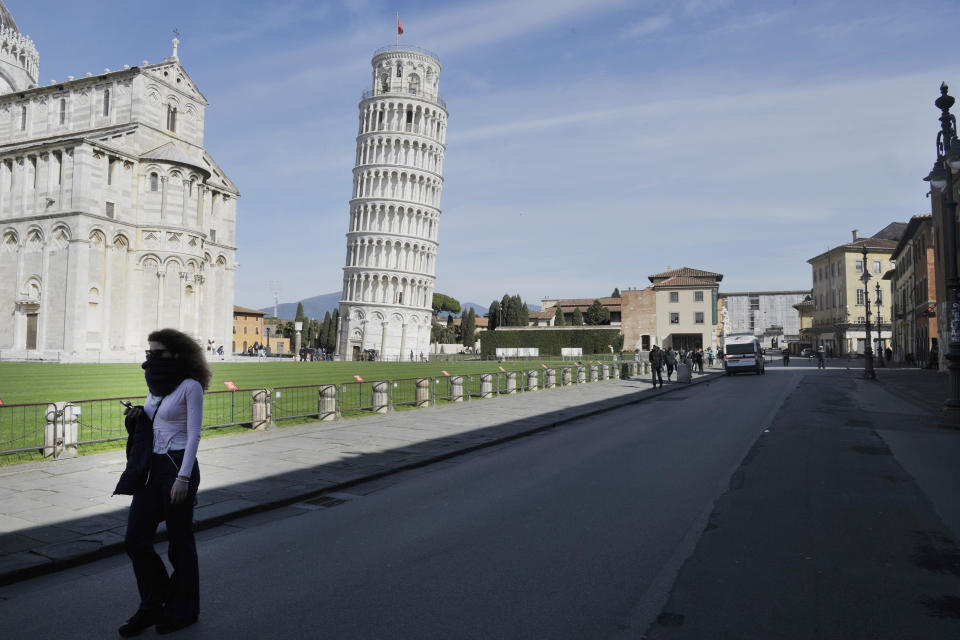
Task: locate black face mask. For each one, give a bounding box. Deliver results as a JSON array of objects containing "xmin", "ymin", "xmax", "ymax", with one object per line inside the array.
[{"xmin": 142, "ymin": 356, "xmax": 187, "ymax": 396}]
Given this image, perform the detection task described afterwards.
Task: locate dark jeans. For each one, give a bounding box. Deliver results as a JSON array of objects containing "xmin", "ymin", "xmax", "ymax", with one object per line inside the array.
[
  {"xmin": 125, "ymin": 451, "xmax": 200, "ymax": 618},
  {"xmin": 651, "ymin": 365, "xmax": 663, "ymax": 386}
]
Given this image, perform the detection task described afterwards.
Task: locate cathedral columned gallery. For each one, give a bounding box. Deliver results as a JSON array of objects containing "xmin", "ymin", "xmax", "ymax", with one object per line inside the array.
[{"xmin": 0, "ymin": 2, "xmax": 238, "ymax": 361}]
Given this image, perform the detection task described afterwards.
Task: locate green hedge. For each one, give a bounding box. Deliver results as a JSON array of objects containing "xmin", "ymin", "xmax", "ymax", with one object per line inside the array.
[{"xmin": 480, "ymin": 328, "xmax": 624, "ymax": 356}]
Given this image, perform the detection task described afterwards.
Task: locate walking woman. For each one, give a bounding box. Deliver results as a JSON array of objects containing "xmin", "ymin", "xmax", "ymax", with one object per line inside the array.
[{"xmin": 117, "ymin": 329, "xmax": 210, "ymax": 636}]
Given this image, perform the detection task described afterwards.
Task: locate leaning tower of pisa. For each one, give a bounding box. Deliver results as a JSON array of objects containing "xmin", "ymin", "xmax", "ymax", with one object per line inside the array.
[{"xmin": 337, "ymin": 45, "xmax": 448, "ymax": 361}]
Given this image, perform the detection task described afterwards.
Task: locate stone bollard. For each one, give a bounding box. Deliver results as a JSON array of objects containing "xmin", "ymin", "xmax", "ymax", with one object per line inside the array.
[
  {"xmin": 577, "ymin": 366, "xmax": 586, "ymax": 383},
  {"xmin": 527, "ymin": 370, "xmax": 539, "ymax": 392},
  {"xmin": 451, "ymin": 375, "xmax": 464, "ymax": 402},
  {"xmin": 44, "ymin": 401, "xmax": 78, "ymax": 458},
  {"xmin": 643, "ymin": 361, "xmax": 650, "ymax": 375},
  {"xmin": 317, "ymin": 384, "xmax": 337, "ymax": 421},
  {"xmin": 480, "ymin": 373, "xmax": 494, "ymax": 398},
  {"xmin": 506, "ymin": 371, "xmax": 517, "ymax": 394},
  {"xmin": 612, "ymin": 364, "xmax": 620, "ymax": 380},
  {"xmin": 630, "ymin": 362, "xmax": 638, "ymax": 377},
  {"xmin": 252, "ymin": 389, "xmax": 271, "ymax": 430},
  {"xmin": 601, "ymin": 364, "xmax": 609, "ymax": 380},
  {"xmin": 562, "ymin": 367, "xmax": 572, "ymax": 386},
  {"xmin": 372, "ymin": 381, "xmax": 390, "ymax": 413},
  {"xmin": 415, "ymin": 377, "xmax": 431, "ymax": 407},
  {"xmin": 589, "ymin": 365, "xmax": 599, "ymax": 382},
  {"xmin": 546, "ymin": 368, "xmax": 556, "ymax": 389}
]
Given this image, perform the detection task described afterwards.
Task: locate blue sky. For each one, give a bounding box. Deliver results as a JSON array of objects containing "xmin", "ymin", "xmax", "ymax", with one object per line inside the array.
[{"xmin": 9, "ymin": 0, "xmax": 959, "ymax": 311}]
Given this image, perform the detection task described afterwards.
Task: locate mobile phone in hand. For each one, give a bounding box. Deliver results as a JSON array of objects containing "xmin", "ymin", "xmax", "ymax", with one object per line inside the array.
[{"xmin": 120, "ymin": 400, "xmax": 133, "ymax": 408}]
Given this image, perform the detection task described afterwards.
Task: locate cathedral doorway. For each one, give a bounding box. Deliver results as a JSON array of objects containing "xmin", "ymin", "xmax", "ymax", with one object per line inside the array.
[
  {"xmin": 352, "ymin": 345, "xmax": 361, "ymax": 360},
  {"xmin": 26, "ymin": 313, "xmax": 38, "ymax": 350}
]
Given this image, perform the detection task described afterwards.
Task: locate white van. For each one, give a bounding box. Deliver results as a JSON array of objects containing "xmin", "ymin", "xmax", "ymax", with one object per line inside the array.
[{"xmin": 723, "ymin": 334, "xmax": 765, "ymax": 375}]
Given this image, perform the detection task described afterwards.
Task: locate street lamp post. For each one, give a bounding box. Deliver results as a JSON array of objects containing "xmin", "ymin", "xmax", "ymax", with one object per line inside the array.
[
  {"xmin": 861, "ymin": 245, "xmax": 876, "ymax": 380},
  {"xmin": 265, "ymin": 327, "xmax": 271, "ymax": 355},
  {"xmin": 923, "ymin": 83, "xmax": 960, "ymax": 419},
  {"xmin": 875, "ymin": 282, "xmax": 886, "ymax": 367}
]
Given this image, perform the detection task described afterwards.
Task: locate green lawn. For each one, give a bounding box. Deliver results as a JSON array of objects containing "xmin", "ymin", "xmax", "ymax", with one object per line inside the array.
[
  {"xmin": 0, "ymin": 357, "xmax": 619, "ymax": 466},
  {"xmin": 0, "ymin": 357, "xmax": 612, "ymax": 405}
]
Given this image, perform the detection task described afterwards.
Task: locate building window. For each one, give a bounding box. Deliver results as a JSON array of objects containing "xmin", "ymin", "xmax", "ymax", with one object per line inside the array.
[
  {"xmin": 396, "ymin": 64, "xmax": 403, "ymax": 78},
  {"xmin": 855, "ymin": 260, "xmax": 863, "ymax": 273},
  {"xmin": 695, "ymin": 312, "xmax": 704, "ymax": 324},
  {"xmin": 694, "ymin": 291, "xmax": 704, "ymax": 302},
  {"xmin": 105, "ymin": 202, "xmax": 115, "ymax": 218},
  {"xmin": 107, "ymin": 158, "xmax": 114, "ymax": 185},
  {"xmin": 103, "ymin": 89, "xmax": 110, "ymax": 117},
  {"xmin": 749, "ymin": 296, "xmax": 760, "ymax": 310},
  {"xmin": 857, "ymin": 316, "xmax": 865, "ymax": 323},
  {"xmin": 53, "ymin": 151, "xmax": 62, "ymax": 185},
  {"xmin": 856, "ymin": 288, "xmax": 865, "ymax": 305},
  {"xmin": 20, "ymin": 105, "xmax": 26, "ymax": 130},
  {"xmin": 166, "ymin": 105, "xmax": 177, "ymax": 132},
  {"xmin": 669, "ymin": 291, "xmax": 679, "ymax": 303},
  {"xmin": 670, "ymin": 312, "xmax": 679, "ymax": 324},
  {"xmin": 209, "ymin": 229, "xmax": 216, "ymax": 242},
  {"xmin": 873, "ymin": 259, "xmax": 881, "ymax": 274},
  {"xmin": 150, "ymin": 172, "xmax": 158, "ymax": 191},
  {"xmin": 244, "ymin": 326, "xmax": 248, "ymax": 334},
  {"xmin": 59, "ymin": 99, "xmax": 66, "ymax": 125}
]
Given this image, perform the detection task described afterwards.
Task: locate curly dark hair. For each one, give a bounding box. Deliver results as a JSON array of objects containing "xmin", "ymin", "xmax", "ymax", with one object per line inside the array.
[{"xmin": 148, "ymin": 328, "xmax": 212, "ymax": 390}]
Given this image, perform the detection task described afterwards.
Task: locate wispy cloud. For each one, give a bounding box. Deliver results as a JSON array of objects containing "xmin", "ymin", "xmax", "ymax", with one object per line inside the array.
[{"xmin": 624, "ymin": 13, "xmax": 672, "ymax": 39}]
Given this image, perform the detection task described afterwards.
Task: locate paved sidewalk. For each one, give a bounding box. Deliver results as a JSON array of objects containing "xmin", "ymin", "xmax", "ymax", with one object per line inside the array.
[{"xmin": 0, "ymin": 368, "xmax": 719, "ymax": 585}]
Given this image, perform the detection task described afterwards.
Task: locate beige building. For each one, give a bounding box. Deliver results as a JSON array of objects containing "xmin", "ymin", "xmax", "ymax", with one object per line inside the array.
[
  {"xmin": 888, "ymin": 215, "xmax": 937, "ymax": 366},
  {"xmin": 232, "ymin": 305, "xmax": 264, "ymax": 353},
  {"xmin": 806, "ymin": 226, "xmax": 903, "ymax": 355},
  {"xmin": 649, "ymin": 268, "xmax": 722, "ymax": 351}
]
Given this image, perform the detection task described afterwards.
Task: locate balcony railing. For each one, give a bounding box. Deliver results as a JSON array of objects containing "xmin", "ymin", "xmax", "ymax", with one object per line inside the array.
[
  {"xmin": 373, "ymin": 44, "xmax": 440, "ymax": 63},
  {"xmin": 361, "ymin": 87, "xmax": 446, "ymax": 110}
]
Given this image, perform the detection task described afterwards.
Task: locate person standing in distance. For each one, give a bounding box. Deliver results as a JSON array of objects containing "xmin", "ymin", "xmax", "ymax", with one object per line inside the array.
[
  {"xmin": 650, "ymin": 345, "xmax": 664, "ymax": 388},
  {"xmin": 119, "ymin": 329, "xmax": 209, "ymax": 636}
]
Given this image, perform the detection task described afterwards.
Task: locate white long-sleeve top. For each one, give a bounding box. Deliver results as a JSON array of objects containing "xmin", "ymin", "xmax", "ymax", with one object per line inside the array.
[{"xmin": 145, "ymin": 378, "xmax": 203, "ymax": 477}]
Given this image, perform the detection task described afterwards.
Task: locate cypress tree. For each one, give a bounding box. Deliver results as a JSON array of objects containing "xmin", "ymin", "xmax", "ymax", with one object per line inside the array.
[
  {"xmin": 554, "ymin": 305, "xmax": 566, "ymax": 326},
  {"xmin": 572, "ymin": 308, "xmax": 585, "ymax": 326},
  {"xmin": 585, "ymin": 299, "xmax": 610, "ymax": 325},
  {"xmin": 462, "ymin": 308, "xmax": 476, "ymax": 346},
  {"xmin": 488, "ymin": 300, "xmax": 501, "ymax": 331},
  {"xmin": 611, "ymin": 288, "xmax": 621, "ymax": 298},
  {"xmin": 520, "ymin": 303, "xmax": 530, "ymax": 326}
]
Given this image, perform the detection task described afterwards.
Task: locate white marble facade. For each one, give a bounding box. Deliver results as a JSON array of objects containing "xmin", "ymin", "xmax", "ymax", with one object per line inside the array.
[
  {"xmin": 0, "ymin": 4, "xmax": 237, "ymax": 362},
  {"xmin": 337, "ymin": 46, "xmax": 447, "ymax": 361}
]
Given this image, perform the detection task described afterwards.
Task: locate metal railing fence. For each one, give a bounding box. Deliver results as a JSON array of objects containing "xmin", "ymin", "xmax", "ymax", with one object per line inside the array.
[{"xmin": 0, "ymin": 361, "xmax": 636, "ymax": 459}]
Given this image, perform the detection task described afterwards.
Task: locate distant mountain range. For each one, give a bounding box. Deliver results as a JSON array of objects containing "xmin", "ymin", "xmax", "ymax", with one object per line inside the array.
[{"xmin": 258, "ymin": 295, "xmax": 538, "ymax": 320}]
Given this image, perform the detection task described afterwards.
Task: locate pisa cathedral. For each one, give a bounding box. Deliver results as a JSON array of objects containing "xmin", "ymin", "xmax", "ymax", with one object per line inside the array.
[
  {"xmin": 337, "ymin": 45, "xmax": 447, "ymax": 361},
  {"xmin": 0, "ymin": 3, "xmax": 237, "ymax": 361}
]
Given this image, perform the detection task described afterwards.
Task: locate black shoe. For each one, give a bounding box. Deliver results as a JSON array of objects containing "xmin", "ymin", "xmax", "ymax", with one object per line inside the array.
[
  {"xmin": 156, "ymin": 615, "xmax": 198, "ymax": 635},
  {"xmin": 119, "ymin": 609, "xmax": 162, "ymax": 637}
]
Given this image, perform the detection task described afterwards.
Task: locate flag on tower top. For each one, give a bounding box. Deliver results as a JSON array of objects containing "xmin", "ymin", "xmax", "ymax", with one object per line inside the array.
[{"xmin": 397, "ymin": 16, "xmax": 404, "ymax": 36}]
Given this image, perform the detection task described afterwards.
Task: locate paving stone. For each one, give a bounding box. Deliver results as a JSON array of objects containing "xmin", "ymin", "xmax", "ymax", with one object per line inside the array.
[
  {"xmin": 57, "ymin": 513, "xmax": 127, "ymax": 535},
  {"xmin": 33, "ymin": 530, "xmax": 124, "ymax": 562},
  {"xmin": 0, "ymin": 551, "xmax": 51, "ymax": 578},
  {"xmin": 0, "ymin": 533, "xmax": 36, "ymax": 554}
]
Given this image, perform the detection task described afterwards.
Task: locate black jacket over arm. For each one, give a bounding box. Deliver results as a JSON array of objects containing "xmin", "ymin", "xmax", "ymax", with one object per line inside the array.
[{"xmin": 113, "ymin": 400, "xmax": 161, "ymax": 496}]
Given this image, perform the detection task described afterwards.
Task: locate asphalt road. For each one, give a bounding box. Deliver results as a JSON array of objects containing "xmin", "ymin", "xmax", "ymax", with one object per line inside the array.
[{"xmin": 6, "ymin": 367, "xmax": 951, "ymax": 639}]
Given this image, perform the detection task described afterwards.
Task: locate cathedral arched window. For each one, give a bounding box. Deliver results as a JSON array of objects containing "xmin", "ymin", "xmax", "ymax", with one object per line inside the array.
[
  {"xmin": 166, "ymin": 105, "xmax": 177, "ymax": 132},
  {"xmin": 150, "ymin": 172, "xmax": 158, "ymax": 192},
  {"xmin": 396, "ymin": 63, "xmax": 403, "ymax": 78},
  {"xmin": 59, "ymin": 99, "xmax": 66, "ymax": 125},
  {"xmin": 103, "ymin": 89, "xmax": 110, "ymax": 117}
]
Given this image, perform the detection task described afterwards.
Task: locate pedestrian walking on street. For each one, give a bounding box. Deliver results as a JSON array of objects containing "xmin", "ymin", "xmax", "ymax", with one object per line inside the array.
[
  {"xmin": 817, "ymin": 345, "xmax": 826, "ymax": 370},
  {"xmin": 665, "ymin": 347, "xmax": 676, "ymax": 380},
  {"xmin": 117, "ymin": 328, "xmax": 209, "ymax": 637},
  {"xmin": 650, "ymin": 345, "xmax": 664, "ymax": 387}
]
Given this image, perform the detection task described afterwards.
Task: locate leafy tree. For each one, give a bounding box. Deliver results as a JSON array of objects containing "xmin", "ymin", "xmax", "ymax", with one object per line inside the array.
[
  {"xmin": 488, "ymin": 300, "xmax": 501, "ymax": 331},
  {"xmin": 462, "ymin": 308, "xmax": 476, "ymax": 346},
  {"xmin": 431, "ymin": 321, "xmax": 444, "ymax": 344},
  {"xmin": 611, "ymin": 288, "xmax": 621, "ymax": 298},
  {"xmin": 585, "ymin": 299, "xmax": 611, "ymax": 325},
  {"xmin": 432, "ymin": 293, "xmax": 461, "ymax": 317},
  {"xmin": 571, "ymin": 308, "xmax": 585, "ymax": 326},
  {"xmin": 553, "ymin": 305, "xmax": 566, "ymax": 326}
]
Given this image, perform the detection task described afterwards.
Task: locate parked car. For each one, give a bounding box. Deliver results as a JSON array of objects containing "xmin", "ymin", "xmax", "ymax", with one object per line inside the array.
[{"xmin": 801, "ymin": 347, "xmax": 814, "ymax": 357}]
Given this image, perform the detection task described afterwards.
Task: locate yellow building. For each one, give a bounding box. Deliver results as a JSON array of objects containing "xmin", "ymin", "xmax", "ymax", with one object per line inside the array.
[
  {"xmin": 232, "ymin": 305, "xmax": 265, "ymax": 353},
  {"xmin": 806, "ymin": 225, "xmax": 903, "ymax": 355},
  {"xmin": 649, "ymin": 267, "xmax": 723, "ymax": 351}
]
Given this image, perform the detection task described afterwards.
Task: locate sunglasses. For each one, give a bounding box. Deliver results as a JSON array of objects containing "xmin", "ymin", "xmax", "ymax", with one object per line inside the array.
[{"xmin": 144, "ymin": 349, "xmax": 171, "ymax": 358}]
